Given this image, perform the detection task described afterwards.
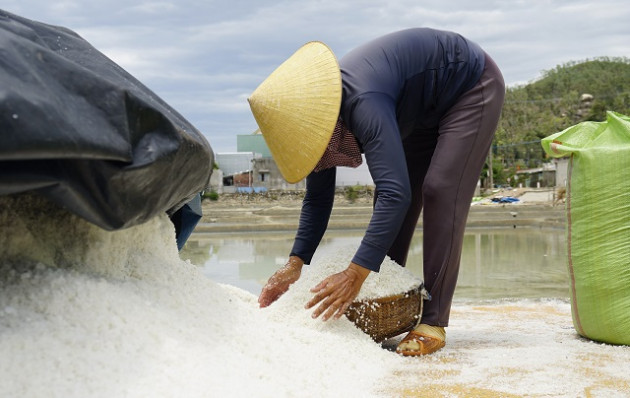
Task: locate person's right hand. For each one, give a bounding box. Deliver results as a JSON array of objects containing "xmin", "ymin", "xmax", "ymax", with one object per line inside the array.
[{"xmin": 258, "ymin": 256, "xmax": 304, "ymax": 308}]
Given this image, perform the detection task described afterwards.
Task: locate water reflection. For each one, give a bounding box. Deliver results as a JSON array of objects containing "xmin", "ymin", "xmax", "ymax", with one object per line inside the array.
[{"xmin": 181, "ymin": 228, "xmax": 568, "ymax": 301}]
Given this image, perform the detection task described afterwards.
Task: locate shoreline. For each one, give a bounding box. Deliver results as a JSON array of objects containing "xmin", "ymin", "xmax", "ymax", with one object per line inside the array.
[{"xmin": 197, "ymin": 188, "xmax": 566, "ymax": 233}]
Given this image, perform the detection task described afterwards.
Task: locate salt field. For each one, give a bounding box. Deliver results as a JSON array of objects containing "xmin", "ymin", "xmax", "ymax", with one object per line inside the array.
[{"xmin": 1, "ymin": 195, "xmax": 629, "ymax": 397}]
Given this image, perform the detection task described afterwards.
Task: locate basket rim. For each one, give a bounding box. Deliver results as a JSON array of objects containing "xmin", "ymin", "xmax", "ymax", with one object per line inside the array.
[{"xmin": 351, "ymin": 283, "xmax": 426, "ymax": 306}]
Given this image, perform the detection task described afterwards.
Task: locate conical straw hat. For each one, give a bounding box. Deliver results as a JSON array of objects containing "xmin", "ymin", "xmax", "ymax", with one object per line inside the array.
[{"xmin": 248, "ymin": 41, "xmax": 341, "ymax": 183}]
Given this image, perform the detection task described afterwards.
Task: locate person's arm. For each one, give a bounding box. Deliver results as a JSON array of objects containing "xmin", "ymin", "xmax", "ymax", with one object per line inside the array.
[
  {"xmin": 347, "ymin": 94, "xmax": 412, "ymax": 272},
  {"xmin": 289, "ymin": 167, "xmax": 336, "ymax": 264},
  {"xmin": 304, "ymin": 96, "xmax": 411, "ymax": 320},
  {"xmin": 258, "ymin": 167, "xmax": 336, "ymax": 308}
]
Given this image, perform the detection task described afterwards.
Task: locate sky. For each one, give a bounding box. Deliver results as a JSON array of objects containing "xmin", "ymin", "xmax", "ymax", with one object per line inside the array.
[{"xmin": 3, "ymin": 1, "xmax": 630, "ymax": 153}]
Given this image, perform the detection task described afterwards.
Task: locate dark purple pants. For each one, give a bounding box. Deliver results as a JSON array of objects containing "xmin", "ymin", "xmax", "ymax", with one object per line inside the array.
[{"xmin": 383, "ymin": 54, "xmax": 505, "ymax": 327}]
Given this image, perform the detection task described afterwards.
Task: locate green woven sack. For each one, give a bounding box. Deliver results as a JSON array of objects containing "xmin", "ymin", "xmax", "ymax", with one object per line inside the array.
[{"xmin": 542, "ymin": 111, "xmax": 630, "ymax": 345}]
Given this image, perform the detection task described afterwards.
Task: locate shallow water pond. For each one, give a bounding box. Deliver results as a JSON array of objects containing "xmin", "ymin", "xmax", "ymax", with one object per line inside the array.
[{"xmin": 181, "ymin": 227, "xmax": 568, "ymax": 301}]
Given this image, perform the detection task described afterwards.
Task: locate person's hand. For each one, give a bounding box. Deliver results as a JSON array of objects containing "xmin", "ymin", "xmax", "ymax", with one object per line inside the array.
[
  {"xmin": 258, "ymin": 256, "xmax": 304, "ymax": 308},
  {"xmin": 305, "ymin": 262, "xmax": 370, "ymax": 321}
]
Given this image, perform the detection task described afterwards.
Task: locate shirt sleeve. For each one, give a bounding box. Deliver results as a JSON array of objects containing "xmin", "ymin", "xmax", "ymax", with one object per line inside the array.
[
  {"xmin": 290, "ymin": 167, "xmax": 336, "ymax": 264},
  {"xmin": 345, "ymin": 93, "xmax": 412, "ymax": 272}
]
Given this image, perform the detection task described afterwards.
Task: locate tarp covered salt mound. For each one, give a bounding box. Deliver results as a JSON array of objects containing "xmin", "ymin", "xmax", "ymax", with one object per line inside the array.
[
  {"xmin": 542, "ymin": 111, "xmax": 630, "ymax": 345},
  {"xmin": 0, "ymin": 9, "xmax": 213, "ymax": 230}
]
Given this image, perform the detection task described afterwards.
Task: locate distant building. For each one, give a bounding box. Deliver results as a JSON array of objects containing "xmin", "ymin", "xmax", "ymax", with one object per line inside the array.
[
  {"xmin": 515, "ymin": 158, "xmax": 568, "ymax": 188},
  {"xmin": 215, "ymin": 129, "xmax": 374, "ymax": 191},
  {"xmin": 237, "ymin": 130, "xmax": 271, "ymax": 157},
  {"xmin": 250, "ymin": 157, "xmax": 306, "ymax": 191},
  {"xmin": 215, "ymin": 151, "xmax": 258, "ymax": 177},
  {"xmin": 552, "ymin": 158, "xmax": 569, "ymax": 187}
]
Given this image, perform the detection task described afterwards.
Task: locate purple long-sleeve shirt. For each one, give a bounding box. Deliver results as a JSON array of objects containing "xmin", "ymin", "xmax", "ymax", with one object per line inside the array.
[{"xmin": 290, "ymin": 28, "xmax": 486, "ymax": 272}]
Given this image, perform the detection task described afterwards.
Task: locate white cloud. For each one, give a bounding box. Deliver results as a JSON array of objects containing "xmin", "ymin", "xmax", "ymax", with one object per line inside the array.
[
  {"xmin": 125, "ymin": 2, "xmax": 178, "ymax": 14},
  {"xmin": 3, "ymin": 0, "xmax": 630, "ymax": 152}
]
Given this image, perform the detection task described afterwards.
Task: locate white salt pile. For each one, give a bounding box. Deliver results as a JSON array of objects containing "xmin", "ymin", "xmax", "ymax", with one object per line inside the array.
[
  {"xmin": 2, "ymin": 194, "xmax": 630, "ymax": 397},
  {"xmin": 0, "ymin": 194, "xmax": 399, "ymax": 398}
]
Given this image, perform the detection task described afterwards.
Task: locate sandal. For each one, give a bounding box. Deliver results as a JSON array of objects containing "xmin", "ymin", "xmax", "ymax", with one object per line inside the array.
[{"xmin": 396, "ymin": 330, "xmax": 445, "ymax": 356}]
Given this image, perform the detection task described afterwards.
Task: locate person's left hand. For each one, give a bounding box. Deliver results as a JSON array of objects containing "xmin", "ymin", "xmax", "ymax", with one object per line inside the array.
[{"xmin": 305, "ymin": 262, "xmax": 370, "ymax": 321}]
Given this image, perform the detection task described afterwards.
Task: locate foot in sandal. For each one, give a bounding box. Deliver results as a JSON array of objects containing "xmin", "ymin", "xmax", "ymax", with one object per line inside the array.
[{"xmin": 396, "ymin": 324, "xmax": 445, "ymax": 356}]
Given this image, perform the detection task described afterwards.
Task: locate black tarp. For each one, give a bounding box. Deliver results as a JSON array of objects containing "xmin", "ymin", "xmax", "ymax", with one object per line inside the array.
[{"xmin": 0, "ymin": 9, "xmax": 213, "ymax": 232}]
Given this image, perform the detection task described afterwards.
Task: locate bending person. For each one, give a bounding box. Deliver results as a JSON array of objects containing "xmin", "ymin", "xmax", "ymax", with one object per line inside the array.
[{"xmin": 248, "ymin": 28, "xmax": 505, "ymax": 356}]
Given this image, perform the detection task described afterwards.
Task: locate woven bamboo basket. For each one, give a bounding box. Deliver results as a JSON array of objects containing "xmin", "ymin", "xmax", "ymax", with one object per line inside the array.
[{"xmin": 345, "ymin": 284, "xmax": 427, "ymax": 343}]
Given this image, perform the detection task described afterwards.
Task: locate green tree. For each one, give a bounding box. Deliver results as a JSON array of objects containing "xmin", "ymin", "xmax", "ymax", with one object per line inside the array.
[{"xmin": 491, "ymin": 57, "xmax": 630, "ymax": 186}]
